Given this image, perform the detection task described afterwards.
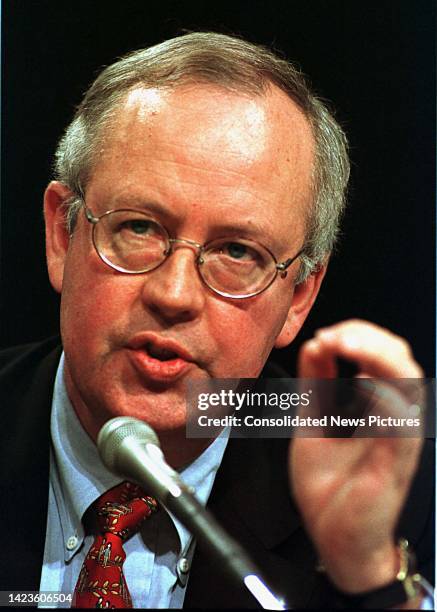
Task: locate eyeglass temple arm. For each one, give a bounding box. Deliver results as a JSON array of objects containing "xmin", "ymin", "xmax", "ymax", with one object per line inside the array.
[
  {"xmin": 74, "ymin": 188, "xmax": 95, "ymax": 222},
  {"xmin": 80, "ymin": 197, "xmax": 99, "ymax": 225},
  {"xmin": 276, "ymin": 249, "xmax": 304, "ymax": 272}
]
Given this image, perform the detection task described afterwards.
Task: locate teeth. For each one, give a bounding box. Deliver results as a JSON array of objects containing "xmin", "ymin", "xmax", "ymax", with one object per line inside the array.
[{"xmin": 146, "ymin": 343, "xmax": 178, "ymax": 361}]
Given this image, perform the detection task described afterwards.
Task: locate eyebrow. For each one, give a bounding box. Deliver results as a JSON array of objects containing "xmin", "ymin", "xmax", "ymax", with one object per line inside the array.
[{"xmin": 107, "ymin": 195, "xmax": 170, "ymax": 219}]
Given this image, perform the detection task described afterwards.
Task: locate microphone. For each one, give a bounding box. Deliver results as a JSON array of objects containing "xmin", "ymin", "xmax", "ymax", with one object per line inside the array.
[{"xmin": 97, "ymin": 417, "xmax": 286, "ymax": 610}]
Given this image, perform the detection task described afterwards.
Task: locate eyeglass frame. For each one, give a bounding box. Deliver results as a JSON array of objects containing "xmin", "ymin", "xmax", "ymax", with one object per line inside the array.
[{"xmin": 79, "ymin": 200, "xmax": 304, "ymax": 300}]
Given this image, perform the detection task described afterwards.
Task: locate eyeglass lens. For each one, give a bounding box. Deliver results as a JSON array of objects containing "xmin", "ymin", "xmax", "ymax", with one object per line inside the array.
[{"xmin": 93, "ymin": 209, "xmax": 278, "ymax": 297}]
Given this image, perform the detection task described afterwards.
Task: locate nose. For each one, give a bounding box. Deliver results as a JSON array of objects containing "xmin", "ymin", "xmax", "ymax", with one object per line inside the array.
[{"xmin": 140, "ymin": 242, "xmax": 206, "ymax": 322}]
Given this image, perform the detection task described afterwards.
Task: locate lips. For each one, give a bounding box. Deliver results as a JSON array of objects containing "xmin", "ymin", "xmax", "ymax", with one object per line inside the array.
[{"xmin": 126, "ymin": 333, "xmax": 194, "ymax": 383}]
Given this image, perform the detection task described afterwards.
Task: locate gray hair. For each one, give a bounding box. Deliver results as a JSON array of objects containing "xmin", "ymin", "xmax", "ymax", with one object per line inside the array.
[{"xmin": 54, "ymin": 31, "xmax": 349, "ymax": 283}]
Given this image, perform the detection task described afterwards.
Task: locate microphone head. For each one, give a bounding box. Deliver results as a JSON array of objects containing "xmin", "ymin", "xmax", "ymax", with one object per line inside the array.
[{"xmin": 97, "ymin": 416, "xmax": 160, "ymax": 472}]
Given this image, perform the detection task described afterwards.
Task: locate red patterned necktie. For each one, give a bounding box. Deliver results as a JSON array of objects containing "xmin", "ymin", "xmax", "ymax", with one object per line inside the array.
[{"xmin": 72, "ymin": 481, "xmax": 158, "ymax": 608}]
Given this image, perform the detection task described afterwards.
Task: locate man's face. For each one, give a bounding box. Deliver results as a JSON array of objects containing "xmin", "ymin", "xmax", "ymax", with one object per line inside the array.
[{"xmin": 45, "ymin": 84, "xmax": 320, "ymax": 459}]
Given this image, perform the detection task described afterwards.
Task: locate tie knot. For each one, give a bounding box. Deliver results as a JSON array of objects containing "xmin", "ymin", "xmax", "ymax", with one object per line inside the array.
[{"xmin": 94, "ymin": 481, "xmax": 158, "ymax": 540}]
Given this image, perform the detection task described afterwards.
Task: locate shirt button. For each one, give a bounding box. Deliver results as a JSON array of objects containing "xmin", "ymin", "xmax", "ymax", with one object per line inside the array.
[
  {"xmin": 66, "ymin": 535, "xmax": 78, "ymax": 550},
  {"xmin": 177, "ymin": 557, "xmax": 190, "ymax": 574}
]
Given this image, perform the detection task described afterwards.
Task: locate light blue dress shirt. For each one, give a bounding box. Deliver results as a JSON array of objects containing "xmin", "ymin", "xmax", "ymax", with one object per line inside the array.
[{"xmin": 39, "ymin": 353, "xmax": 229, "ymax": 608}]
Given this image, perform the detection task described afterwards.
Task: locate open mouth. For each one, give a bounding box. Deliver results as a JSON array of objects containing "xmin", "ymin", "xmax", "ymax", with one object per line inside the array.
[
  {"xmin": 127, "ymin": 334, "xmax": 194, "ymax": 382},
  {"xmin": 145, "ymin": 342, "xmax": 180, "ymax": 362},
  {"xmin": 128, "ymin": 341, "xmax": 191, "ymax": 383}
]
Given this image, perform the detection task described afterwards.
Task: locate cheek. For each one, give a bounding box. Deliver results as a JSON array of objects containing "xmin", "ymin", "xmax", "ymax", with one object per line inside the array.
[
  {"xmin": 59, "ymin": 250, "xmax": 133, "ymax": 348},
  {"xmin": 209, "ymin": 298, "xmax": 288, "ymax": 377}
]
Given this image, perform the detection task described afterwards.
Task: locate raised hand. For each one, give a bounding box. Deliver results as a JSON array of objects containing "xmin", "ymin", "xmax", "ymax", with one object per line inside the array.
[{"xmin": 290, "ymin": 320, "xmax": 424, "ymax": 593}]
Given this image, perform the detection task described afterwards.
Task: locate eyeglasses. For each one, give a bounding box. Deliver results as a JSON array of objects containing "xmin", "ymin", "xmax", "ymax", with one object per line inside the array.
[{"xmin": 82, "ymin": 204, "xmax": 303, "ymax": 299}]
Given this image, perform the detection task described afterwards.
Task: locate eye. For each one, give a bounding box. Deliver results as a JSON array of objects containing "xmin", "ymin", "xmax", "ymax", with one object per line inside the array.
[
  {"xmin": 221, "ymin": 241, "xmax": 257, "ymax": 261},
  {"xmin": 121, "ymin": 219, "xmax": 155, "ymax": 235},
  {"xmin": 106, "ymin": 213, "xmax": 167, "ymax": 247}
]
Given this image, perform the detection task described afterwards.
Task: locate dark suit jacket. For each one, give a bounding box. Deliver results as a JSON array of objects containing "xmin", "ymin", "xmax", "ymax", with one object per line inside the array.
[{"xmin": 0, "ymin": 338, "xmax": 434, "ymax": 609}]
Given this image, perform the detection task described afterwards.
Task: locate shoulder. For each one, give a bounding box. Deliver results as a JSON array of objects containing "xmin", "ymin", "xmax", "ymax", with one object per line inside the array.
[
  {"xmin": 0, "ymin": 336, "xmax": 62, "ymax": 382},
  {"xmin": 0, "ymin": 337, "xmax": 62, "ymax": 446}
]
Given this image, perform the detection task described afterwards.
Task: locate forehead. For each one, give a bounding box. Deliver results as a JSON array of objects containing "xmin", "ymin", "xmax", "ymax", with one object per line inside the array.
[{"xmin": 87, "ymin": 84, "xmax": 314, "ymax": 241}]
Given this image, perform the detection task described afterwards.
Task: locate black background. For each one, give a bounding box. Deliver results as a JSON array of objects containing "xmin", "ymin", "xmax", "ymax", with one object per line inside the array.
[{"xmin": 1, "ymin": 0, "xmax": 435, "ymax": 375}]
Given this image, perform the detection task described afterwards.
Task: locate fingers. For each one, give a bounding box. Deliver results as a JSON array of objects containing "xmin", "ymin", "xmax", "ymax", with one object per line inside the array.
[
  {"xmin": 297, "ymin": 337, "xmax": 338, "ymax": 378},
  {"xmin": 298, "ymin": 319, "xmax": 423, "ymax": 379}
]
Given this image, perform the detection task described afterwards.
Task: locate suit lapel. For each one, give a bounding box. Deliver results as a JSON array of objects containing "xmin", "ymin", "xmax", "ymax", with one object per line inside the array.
[{"xmin": 184, "ymin": 436, "xmax": 320, "ymax": 608}]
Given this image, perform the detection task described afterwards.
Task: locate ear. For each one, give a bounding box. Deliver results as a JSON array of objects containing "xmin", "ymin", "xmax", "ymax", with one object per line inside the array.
[
  {"xmin": 274, "ymin": 262, "xmax": 328, "ymax": 348},
  {"xmin": 44, "ymin": 181, "xmax": 73, "ymax": 293}
]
